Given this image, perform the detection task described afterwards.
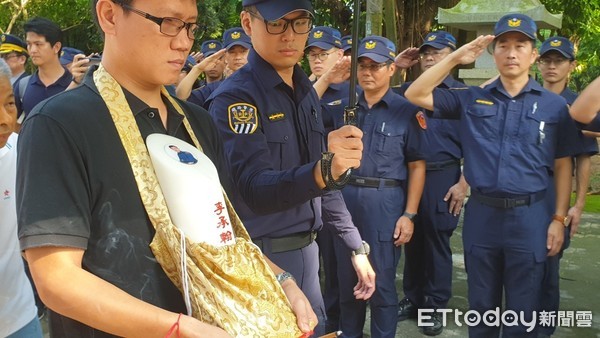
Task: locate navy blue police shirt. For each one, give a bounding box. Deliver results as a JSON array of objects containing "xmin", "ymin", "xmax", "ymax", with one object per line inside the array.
[
  {"xmin": 432, "ymin": 77, "xmax": 580, "ymax": 195},
  {"xmin": 319, "ymin": 81, "xmax": 351, "ymax": 134},
  {"xmin": 206, "ymin": 49, "xmax": 362, "ymax": 249},
  {"xmin": 560, "ymin": 87, "xmax": 599, "ymax": 156},
  {"xmin": 188, "ymin": 80, "xmax": 222, "ymax": 109},
  {"xmin": 395, "ymin": 75, "xmax": 465, "ymax": 163},
  {"xmin": 350, "ymin": 89, "xmax": 427, "ymax": 179}
]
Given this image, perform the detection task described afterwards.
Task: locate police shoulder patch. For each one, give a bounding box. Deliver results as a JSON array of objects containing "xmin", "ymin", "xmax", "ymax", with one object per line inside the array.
[
  {"xmin": 228, "ymin": 103, "xmax": 259, "ymax": 134},
  {"xmin": 416, "ymin": 111, "xmax": 427, "ymax": 130}
]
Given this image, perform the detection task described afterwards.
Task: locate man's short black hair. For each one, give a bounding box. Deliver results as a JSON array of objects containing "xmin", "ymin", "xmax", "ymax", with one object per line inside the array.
[{"xmin": 23, "ymin": 17, "xmax": 63, "ymax": 48}]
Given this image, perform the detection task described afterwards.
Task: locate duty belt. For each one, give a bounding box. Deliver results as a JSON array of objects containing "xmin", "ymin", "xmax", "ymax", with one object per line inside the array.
[
  {"xmin": 252, "ymin": 231, "xmax": 317, "ymax": 254},
  {"xmin": 426, "ymin": 159, "xmax": 461, "ymax": 171},
  {"xmin": 348, "ymin": 176, "xmax": 402, "ymax": 188},
  {"xmin": 470, "ymin": 190, "xmax": 546, "ymax": 209}
]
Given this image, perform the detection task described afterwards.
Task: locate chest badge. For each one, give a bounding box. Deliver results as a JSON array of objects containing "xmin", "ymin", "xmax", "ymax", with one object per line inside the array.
[
  {"xmin": 268, "ymin": 112, "xmax": 285, "ymax": 122},
  {"xmin": 416, "ymin": 111, "xmax": 427, "ymax": 130},
  {"xmin": 228, "ymin": 103, "xmax": 259, "ymax": 134},
  {"xmin": 475, "ymin": 99, "xmax": 494, "ymax": 106}
]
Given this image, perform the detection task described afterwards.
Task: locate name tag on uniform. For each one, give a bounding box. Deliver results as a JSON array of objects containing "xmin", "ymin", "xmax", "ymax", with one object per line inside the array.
[
  {"xmin": 475, "ymin": 99, "xmax": 494, "ymax": 106},
  {"xmin": 268, "ymin": 112, "xmax": 285, "ymax": 122},
  {"xmin": 327, "ymin": 99, "xmax": 342, "ymax": 106}
]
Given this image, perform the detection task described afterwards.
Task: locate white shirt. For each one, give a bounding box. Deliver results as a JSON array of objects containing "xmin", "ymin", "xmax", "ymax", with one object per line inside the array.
[{"xmin": 0, "ymin": 133, "xmax": 37, "ymax": 336}]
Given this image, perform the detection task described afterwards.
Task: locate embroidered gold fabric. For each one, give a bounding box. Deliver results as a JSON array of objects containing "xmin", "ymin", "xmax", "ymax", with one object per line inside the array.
[{"xmin": 93, "ymin": 65, "xmax": 302, "ymax": 337}]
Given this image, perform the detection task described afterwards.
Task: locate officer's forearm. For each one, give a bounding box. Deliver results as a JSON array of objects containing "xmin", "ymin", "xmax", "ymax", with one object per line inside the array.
[
  {"xmin": 554, "ymin": 157, "xmax": 573, "ymax": 216},
  {"xmin": 574, "ymin": 155, "xmax": 591, "ymax": 209},
  {"xmin": 405, "ymin": 160, "xmax": 426, "ymax": 214},
  {"xmin": 571, "ymin": 76, "xmax": 600, "ymax": 124},
  {"xmin": 404, "ymin": 56, "xmax": 456, "ymax": 111}
]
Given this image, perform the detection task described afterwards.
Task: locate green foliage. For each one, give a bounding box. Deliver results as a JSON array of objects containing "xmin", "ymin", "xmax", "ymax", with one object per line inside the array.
[{"xmin": 1, "ymin": 0, "xmax": 598, "ymax": 89}]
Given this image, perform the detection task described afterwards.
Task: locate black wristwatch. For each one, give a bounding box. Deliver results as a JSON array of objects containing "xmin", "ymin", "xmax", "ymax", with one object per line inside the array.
[
  {"xmin": 403, "ymin": 212, "xmax": 417, "ymax": 222},
  {"xmin": 351, "ymin": 241, "xmax": 371, "ymax": 256}
]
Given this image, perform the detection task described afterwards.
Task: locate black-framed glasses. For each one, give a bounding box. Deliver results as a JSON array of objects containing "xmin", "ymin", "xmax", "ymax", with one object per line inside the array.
[
  {"xmin": 358, "ymin": 61, "xmax": 391, "ymax": 72},
  {"xmin": 419, "ymin": 50, "xmax": 448, "ymax": 60},
  {"xmin": 538, "ymin": 57, "xmax": 570, "ymax": 66},
  {"xmin": 114, "ymin": 1, "xmax": 202, "ymax": 40},
  {"xmin": 307, "ymin": 51, "xmax": 333, "ymax": 61},
  {"xmin": 247, "ymin": 11, "xmax": 313, "ymax": 35}
]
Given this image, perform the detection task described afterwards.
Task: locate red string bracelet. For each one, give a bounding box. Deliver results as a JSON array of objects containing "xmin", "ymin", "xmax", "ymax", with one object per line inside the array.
[{"xmin": 164, "ymin": 313, "xmax": 182, "ymax": 338}]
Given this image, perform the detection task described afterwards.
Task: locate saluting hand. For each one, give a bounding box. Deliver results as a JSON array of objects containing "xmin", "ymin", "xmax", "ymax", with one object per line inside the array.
[
  {"xmin": 394, "ymin": 47, "xmax": 420, "ymax": 70},
  {"xmin": 327, "ymin": 125, "xmax": 363, "ymax": 180},
  {"xmin": 450, "ymin": 35, "xmax": 495, "ymax": 65},
  {"xmin": 321, "ymin": 56, "xmax": 351, "ymax": 85}
]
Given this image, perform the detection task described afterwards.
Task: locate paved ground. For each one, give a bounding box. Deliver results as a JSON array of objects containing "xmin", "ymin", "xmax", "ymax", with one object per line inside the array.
[
  {"xmin": 41, "ymin": 213, "xmax": 600, "ymax": 337},
  {"xmin": 361, "ymin": 211, "xmax": 600, "ymax": 337}
]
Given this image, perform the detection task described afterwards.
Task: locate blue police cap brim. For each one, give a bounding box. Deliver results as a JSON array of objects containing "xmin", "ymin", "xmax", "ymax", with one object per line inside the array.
[
  {"xmin": 419, "ymin": 41, "xmax": 452, "ymax": 51},
  {"xmin": 306, "ymin": 41, "xmax": 337, "ymax": 51},
  {"xmin": 495, "ymin": 29, "xmax": 536, "ymax": 41},
  {"xmin": 204, "ymin": 51, "xmax": 218, "ymax": 57},
  {"xmin": 358, "ymin": 53, "xmax": 391, "ymax": 63},
  {"xmin": 226, "ymin": 41, "xmax": 252, "ymax": 50},
  {"xmin": 540, "ymin": 47, "xmax": 574, "ymax": 60},
  {"xmin": 342, "ymin": 45, "xmax": 352, "ymax": 52},
  {"xmin": 254, "ymin": 0, "xmax": 313, "ymax": 21}
]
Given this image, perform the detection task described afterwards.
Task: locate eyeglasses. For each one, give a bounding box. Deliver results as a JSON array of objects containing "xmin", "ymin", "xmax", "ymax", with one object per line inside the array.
[
  {"xmin": 247, "ymin": 11, "xmax": 313, "ymax": 35},
  {"xmin": 419, "ymin": 50, "xmax": 448, "ymax": 60},
  {"xmin": 538, "ymin": 58, "xmax": 570, "ymax": 66},
  {"xmin": 307, "ymin": 51, "xmax": 333, "ymax": 61},
  {"xmin": 358, "ymin": 62, "xmax": 391, "ymax": 72},
  {"xmin": 114, "ymin": 1, "xmax": 202, "ymax": 40},
  {"xmin": 0, "ymin": 53, "xmax": 18, "ymax": 60}
]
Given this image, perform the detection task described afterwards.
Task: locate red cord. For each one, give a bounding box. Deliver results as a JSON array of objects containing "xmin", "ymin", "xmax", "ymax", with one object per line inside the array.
[{"xmin": 164, "ymin": 313, "xmax": 182, "ymax": 338}]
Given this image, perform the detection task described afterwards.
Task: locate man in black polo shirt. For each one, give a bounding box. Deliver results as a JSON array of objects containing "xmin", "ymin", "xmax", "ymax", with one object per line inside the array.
[{"xmin": 17, "ymin": 0, "xmax": 315, "ymax": 337}]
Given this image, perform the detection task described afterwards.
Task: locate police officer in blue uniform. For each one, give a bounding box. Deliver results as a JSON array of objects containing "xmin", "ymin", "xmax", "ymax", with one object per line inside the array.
[
  {"xmin": 335, "ymin": 36, "xmax": 427, "ymax": 338},
  {"xmin": 0, "ymin": 34, "xmax": 29, "ymax": 85},
  {"xmin": 571, "ymin": 76, "xmax": 600, "ymax": 132},
  {"xmin": 405, "ymin": 14, "xmax": 580, "ymax": 337},
  {"xmin": 305, "ymin": 24, "xmax": 351, "ymax": 332},
  {"xmin": 307, "ymin": 26, "xmax": 348, "ymax": 134},
  {"xmin": 394, "ymin": 31, "xmax": 468, "ymax": 336},
  {"xmin": 341, "ymin": 35, "xmax": 353, "ymax": 56},
  {"xmin": 206, "ymin": 0, "xmax": 376, "ymax": 335},
  {"xmin": 184, "ymin": 40, "xmax": 225, "ymax": 107},
  {"xmin": 537, "ymin": 36, "xmax": 598, "ymax": 337},
  {"xmin": 222, "ymin": 27, "xmax": 251, "ymax": 76}
]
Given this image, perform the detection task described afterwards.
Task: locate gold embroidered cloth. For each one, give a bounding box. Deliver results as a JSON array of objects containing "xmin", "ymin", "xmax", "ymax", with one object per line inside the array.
[{"xmin": 93, "ymin": 65, "xmax": 302, "ymax": 337}]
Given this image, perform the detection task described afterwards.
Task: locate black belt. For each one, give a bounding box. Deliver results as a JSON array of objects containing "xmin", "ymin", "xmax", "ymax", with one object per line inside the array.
[
  {"xmin": 470, "ymin": 190, "xmax": 546, "ymax": 209},
  {"xmin": 426, "ymin": 159, "xmax": 461, "ymax": 171},
  {"xmin": 252, "ymin": 231, "xmax": 317, "ymax": 254},
  {"xmin": 347, "ymin": 176, "xmax": 402, "ymax": 188}
]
